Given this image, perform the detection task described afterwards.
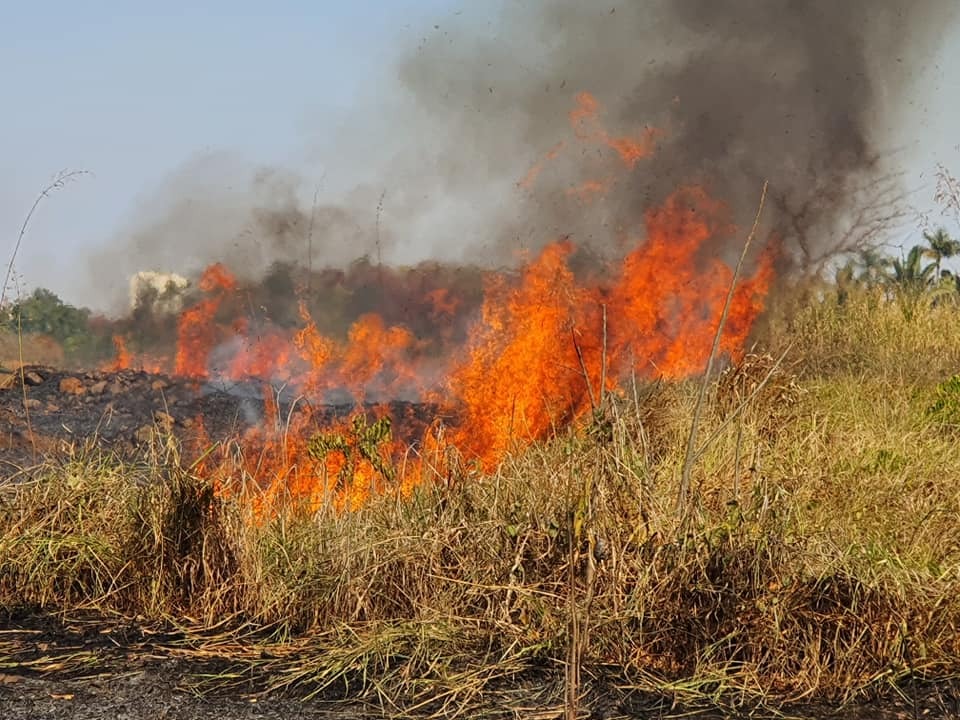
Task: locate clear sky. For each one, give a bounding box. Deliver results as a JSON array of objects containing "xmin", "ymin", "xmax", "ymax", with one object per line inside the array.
[
  {"xmin": 3, "ymin": 1, "xmax": 960, "ymax": 310},
  {"xmin": 1, "ymin": 0, "xmax": 465, "ymax": 307}
]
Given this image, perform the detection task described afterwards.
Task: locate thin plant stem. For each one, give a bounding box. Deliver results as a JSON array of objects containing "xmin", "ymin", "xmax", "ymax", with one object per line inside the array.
[
  {"xmin": 2, "ymin": 170, "xmax": 90, "ymax": 308},
  {"xmin": 679, "ymin": 180, "xmax": 768, "ymax": 514}
]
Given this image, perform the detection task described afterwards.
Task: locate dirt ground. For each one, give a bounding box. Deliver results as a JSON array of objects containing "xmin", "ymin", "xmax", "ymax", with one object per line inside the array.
[
  {"xmin": 0, "ymin": 667, "xmax": 371, "ymax": 720},
  {"xmin": 2, "ymin": 647, "xmax": 960, "ymax": 720},
  {"xmin": 4, "ymin": 670, "xmax": 960, "ymax": 720}
]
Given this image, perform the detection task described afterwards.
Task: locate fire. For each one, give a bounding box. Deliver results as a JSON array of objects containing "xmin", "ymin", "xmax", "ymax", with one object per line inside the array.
[
  {"xmin": 607, "ymin": 186, "xmax": 773, "ymax": 378},
  {"xmin": 227, "ymin": 327, "xmax": 295, "ymax": 383},
  {"xmin": 103, "ymin": 334, "xmax": 165, "ymax": 374},
  {"xmin": 108, "ymin": 92, "xmax": 775, "ymax": 514},
  {"xmin": 447, "ymin": 240, "xmax": 601, "ymax": 470},
  {"xmin": 568, "ymin": 91, "xmax": 661, "ymax": 168},
  {"xmin": 519, "ymin": 141, "xmax": 566, "ymax": 190},
  {"xmin": 109, "ymin": 336, "xmax": 132, "ymax": 372},
  {"xmin": 175, "ymin": 263, "xmax": 237, "ymax": 377},
  {"xmin": 567, "ymin": 180, "xmax": 609, "ymax": 203}
]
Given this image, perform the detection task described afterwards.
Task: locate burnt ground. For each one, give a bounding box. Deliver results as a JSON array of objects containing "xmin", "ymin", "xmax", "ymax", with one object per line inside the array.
[
  {"xmin": 0, "ymin": 613, "xmax": 597, "ymax": 720},
  {"xmin": 0, "ymin": 612, "xmax": 959, "ymax": 720},
  {"xmin": 0, "ymin": 608, "xmax": 960, "ymax": 720},
  {"xmin": 0, "ymin": 668, "xmax": 368, "ymax": 720},
  {"xmin": 0, "ymin": 364, "xmax": 437, "ymax": 477}
]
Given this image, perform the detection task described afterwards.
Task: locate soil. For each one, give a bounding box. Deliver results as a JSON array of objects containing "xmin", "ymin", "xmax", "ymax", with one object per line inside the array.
[
  {"xmin": 3, "ymin": 666, "xmax": 960, "ymax": 720},
  {"xmin": 0, "ymin": 364, "xmax": 438, "ymax": 477},
  {"xmin": 1, "ymin": 612, "xmax": 958, "ymax": 720},
  {"xmin": 0, "ymin": 668, "xmax": 367, "ymax": 720}
]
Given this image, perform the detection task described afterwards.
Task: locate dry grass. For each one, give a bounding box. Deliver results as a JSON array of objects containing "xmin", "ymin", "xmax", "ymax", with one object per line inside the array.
[
  {"xmin": 0, "ymin": 330, "xmax": 64, "ymax": 369},
  {"xmin": 3, "ymin": 286, "xmax": 960, "ymax": 715}
]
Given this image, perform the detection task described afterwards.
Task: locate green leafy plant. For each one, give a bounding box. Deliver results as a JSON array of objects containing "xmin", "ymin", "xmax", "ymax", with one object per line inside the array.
[
  {"xmin": 308, "ymin": 413, "xmax": 396, "ymax": 484},
  {"xmin": 926, "ymin": 374, "xmax": 960, "ymax": 429}
]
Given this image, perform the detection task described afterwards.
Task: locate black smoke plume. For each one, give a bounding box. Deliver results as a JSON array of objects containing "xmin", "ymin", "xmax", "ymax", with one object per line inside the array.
[{"xmin": 398, "ymin": 0, "xmax": 958, "ymax": 269}]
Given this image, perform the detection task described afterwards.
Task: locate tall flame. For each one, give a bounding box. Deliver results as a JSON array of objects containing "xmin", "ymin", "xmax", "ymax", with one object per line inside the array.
[{"xmin": 108, "ymin": 92, "xmax": 775, "ymax": 513}]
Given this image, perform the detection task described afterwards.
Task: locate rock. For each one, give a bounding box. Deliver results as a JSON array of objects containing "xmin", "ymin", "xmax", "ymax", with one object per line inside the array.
[
  {"xmin": 23, "ymin": 398, "xmax": 42, "ymax": 410},
  {"xmin": 153, "ymin": 411, "xmax": 175, "ymax": 432},
  {"xmin": 23, "ymin": 371, "xmax": 45, "ymax": 386},
  {"xmin": 89, "ymin": 380, "xmax": 108, "ymax": 396},
  {"xmin": 133, "ymin": 425, "xmax": 154, "ymax": 445},
  {"xmin": 58, "ymin": 377, "xmax": 86, "ymax": 396},
  {"xmin": 46, "ymin": 403, "xmax": 60, "ymax": 413}
]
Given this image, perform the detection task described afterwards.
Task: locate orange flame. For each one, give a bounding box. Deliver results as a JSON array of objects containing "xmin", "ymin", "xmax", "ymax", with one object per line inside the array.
[
  {"xmin": 174, "ymin": 263, "xmax": 237, "ymax": 377},
  {"xmin": 568, "ymin": 91, "xmax": 661, "ymax": 168},
  {"xmin": 108, "ymin": 335, "xmax": 132, "ymax": 371},
  {"xmin": 105, "ymin": 92, "xmax": 774, "ymax": 515},
  {"xmin": 447, "ymin": 240, "xmax": 600, "ymax": 470}
]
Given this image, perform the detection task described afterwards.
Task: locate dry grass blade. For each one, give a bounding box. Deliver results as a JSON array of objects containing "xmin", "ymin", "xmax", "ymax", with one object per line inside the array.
[
  {"xmin": 2, "ymin": 169, "xmax": 90, "ymax": 307},
  {"xmin": 679, "ymin": 180, "xmax": 768, "ymax": 513}
]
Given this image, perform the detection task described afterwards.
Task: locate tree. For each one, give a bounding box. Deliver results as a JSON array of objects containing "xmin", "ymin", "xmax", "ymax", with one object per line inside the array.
[
  {"xmin": 922, "ymin": 228, "xmax": 960, "ymax": 278},
  {"xmin": 890, "ymin": 245, "xmax": 937, "ymax": 292},
  {"xmin": 5, "ymin": 288, "xmax": 87, "ymax": 338},
  {"xmin": 854, "ymin": 247, "xmax": 892, "ymax": 288},
  {"xmin": 2, "ymin": 288, "xmax": 106, "ymax": 364},
  {"xmin": 834, "ymin": 247, "xmax": 892, "ymax": 304}
]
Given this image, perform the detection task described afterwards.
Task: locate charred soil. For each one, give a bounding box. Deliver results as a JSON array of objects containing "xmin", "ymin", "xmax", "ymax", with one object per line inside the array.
[{"xmin": 0, "ymin": 364, "xmax": 435, "ymax": 478}]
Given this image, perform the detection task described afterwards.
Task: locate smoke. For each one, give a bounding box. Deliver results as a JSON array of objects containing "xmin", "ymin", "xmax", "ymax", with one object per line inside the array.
[
  {"xmin": 395, "ymin": 0, "xmax": 958, "ymax": 267},
  {"xmin": 91, "ymin": 0, "xmax": 957, "ymax": 312},
  {"xmin": 87, "ymin": 153, "xmax": 389, "ymax": 313}
]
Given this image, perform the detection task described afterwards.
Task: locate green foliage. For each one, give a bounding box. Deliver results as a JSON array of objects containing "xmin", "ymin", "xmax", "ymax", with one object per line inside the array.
[
  {"xmin": 1, "ymin": 287, "xmax": 113, "ymax": 366},
  {"xmin": 308, "ymin": 414, "xmax": 396, "ymax": 483},
  {"xmin": 923, "ymin": 228, "xmax": 960, "ymax": 276},
  {"xmin": 927, "ymin": 374, "xmax": 960, "ymax": 429},
  {"xmin": 832, "ymin": 228, "xmax": 960, "ymax": 319},
  {"xmin": 4, "ymin": 288, "xmax": 89, "ymax": 339},
  {"xmin": 890, "ymin": 244, "xmax": 936, "ymax": 293}
]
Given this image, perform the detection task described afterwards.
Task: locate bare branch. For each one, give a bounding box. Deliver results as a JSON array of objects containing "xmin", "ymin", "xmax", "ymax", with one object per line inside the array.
[{"xmin": 775, "ymin": 171, "xmax": 909, "ymax": 279}]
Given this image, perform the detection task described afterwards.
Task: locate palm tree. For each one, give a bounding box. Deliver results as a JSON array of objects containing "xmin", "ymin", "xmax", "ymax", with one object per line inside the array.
[
  {"xmin": 854, "ymin": 247, "xmax": 893, "ymax": 288},
  {"xmin": 890, "ymin": 244, "xmax": 937, "ymax": 292},
  {"xmin": 923, "ymin": 228, "xmax": 960, "ymax": 278}
]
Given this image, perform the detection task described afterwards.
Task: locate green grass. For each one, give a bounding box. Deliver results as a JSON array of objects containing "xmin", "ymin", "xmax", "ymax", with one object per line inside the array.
[{"xmin": 3, "ymin": 285, "xmax": 960, "ymax": 715}]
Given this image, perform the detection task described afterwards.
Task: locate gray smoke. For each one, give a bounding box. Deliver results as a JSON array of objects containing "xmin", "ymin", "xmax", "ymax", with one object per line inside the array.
[
  {"xmin": 92, "ymin": 0, "xmax": 958, "ymax": 311},
  {"xmin": 87, "ymin": 152, "xmax": 392, "ymax": 312},
  {"xmin": 395, "ymin": 0, "xmax": 958, "ymax": 268}
]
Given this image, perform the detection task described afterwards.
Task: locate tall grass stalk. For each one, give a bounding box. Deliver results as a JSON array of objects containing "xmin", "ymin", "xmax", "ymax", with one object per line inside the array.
[{"xmin": 680, "ymin": 180, "xmax": 768, "ymax": 515}]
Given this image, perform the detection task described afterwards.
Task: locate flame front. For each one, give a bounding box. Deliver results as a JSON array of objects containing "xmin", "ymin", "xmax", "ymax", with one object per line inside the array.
[
  {"xmin": 109, "ymin": 93, "xmax": 775, "ymax": 513},
  {"xmin": 448, "ymin": 240, "xmax": 600, "ymax": 470}
]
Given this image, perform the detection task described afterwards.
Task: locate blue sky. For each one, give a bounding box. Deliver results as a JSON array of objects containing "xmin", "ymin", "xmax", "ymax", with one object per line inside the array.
[
  {"xmin": 1, "ymin": 0, "xmax": 467, "ymax": 307},
  {"xmin": 3, "ymin": 1, "xmax": 960, "ymax": 310}
]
